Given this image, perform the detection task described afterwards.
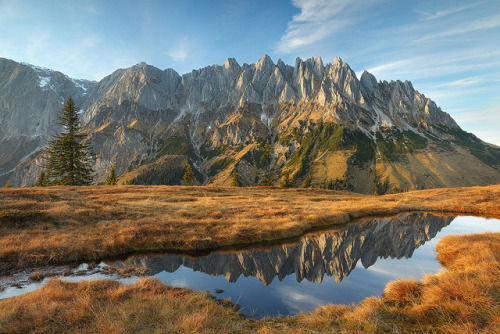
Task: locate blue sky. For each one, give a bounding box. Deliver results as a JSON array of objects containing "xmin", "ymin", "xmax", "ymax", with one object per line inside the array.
[{"xmin": 1, "ymin": 0, "xmax": 499, "ymax": 145}]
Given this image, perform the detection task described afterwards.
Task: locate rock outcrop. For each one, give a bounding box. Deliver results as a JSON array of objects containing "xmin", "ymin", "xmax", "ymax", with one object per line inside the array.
[
  {"xmin": 0, "ymin": 58, "xmax": 95, "ymax": 185},
  {"xmin": 1, "ymin": 56, "xmax": 499, "ymax": 190}
]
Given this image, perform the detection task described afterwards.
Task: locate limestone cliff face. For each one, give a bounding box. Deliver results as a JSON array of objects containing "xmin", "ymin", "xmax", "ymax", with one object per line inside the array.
[
  {"xmin": 109, "ymin": 213, "xmax": 454, "ymax": 285},
  {"xmin": 1, "ymin": 56, "xmax": 498, "ymax": 190},
  {"xmin": 82, "ymin": 55, "xmax": 459, "ymax": 142},
  {"xmin": 0, "ymin": 58, "xmax": 96, "ymax": 185}
]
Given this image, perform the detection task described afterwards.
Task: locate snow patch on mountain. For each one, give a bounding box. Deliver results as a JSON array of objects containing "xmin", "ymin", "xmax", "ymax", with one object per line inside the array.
[{"xmin": 39, "ymin": 76, "xmax": 51, "ymax": 88}]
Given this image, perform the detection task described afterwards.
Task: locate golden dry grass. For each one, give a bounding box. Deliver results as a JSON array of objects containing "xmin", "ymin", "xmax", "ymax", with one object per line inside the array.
[
  {"xmin": 0, "ymin": 184, "xmax": 499, "ymax": 272},
  {"xmin": 0, "ymin": 277, "xmax": 247, "ymax": 334},
  {"xmin": 1, "ymin": 233, "xmax": 498, "ymax": 333},
  {"xmin": 254, "ymin": 232, "xmax": 500, "ymax": 333}
]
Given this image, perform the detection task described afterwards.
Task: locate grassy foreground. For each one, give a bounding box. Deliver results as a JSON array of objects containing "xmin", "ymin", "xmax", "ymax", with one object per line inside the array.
[
  {"xmin": 0, "ymin": 232, "xmax": 498, "ymax": 333},
  {"xmin": 0, "ymin": 184, "xmax": 499, "ymax": 272}
]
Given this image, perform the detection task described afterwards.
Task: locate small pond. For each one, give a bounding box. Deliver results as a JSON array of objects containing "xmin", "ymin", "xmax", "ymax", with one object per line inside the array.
[{"xmin": 1, "ymin": 213, "xmax": 499, "ymax": 318}]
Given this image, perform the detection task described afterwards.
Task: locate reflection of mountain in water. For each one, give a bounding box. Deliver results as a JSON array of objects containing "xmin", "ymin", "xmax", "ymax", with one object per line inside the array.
[{"xmin": 110, "ymin": 213, "xmax": 454, "ymax": 285}]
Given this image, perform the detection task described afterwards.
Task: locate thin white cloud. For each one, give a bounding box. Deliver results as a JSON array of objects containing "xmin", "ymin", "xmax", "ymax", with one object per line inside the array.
[
  {"xmin": 276, "ymin": 0, "xmax": 352, "ymax": 54},
  {"xmin": 452, "ymin": 106, "xmax": 500, "ymax": 123},
  {"xmin": 439, "ymin": 77, "xmax": 481, "ymax": 87},
  {"xmin": 422, "ymin": 1, "xmax": 486, "ymax": 21},
  {"xmin": 417, "ymin": 14, "xmax": 500, "ymax": 42},
  {"xmin": 420, "ymin": 84, "xmax": 500, "ymax": 106},
  {"xmin": 365, "ymin": 52, "xmax": 500, "ymax": 83},
  {"xmin": 366, "ymin": 58, "xmax": 418, "ymax": 77},
  {"xmin": 166, "ymin": 38, "xmax": 190, "ymax": 62}
]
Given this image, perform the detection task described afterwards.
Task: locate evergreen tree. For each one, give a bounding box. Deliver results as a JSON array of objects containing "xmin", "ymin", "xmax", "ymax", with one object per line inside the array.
[
  {"xmin": 280, "ymin": 170, "xmax": 294, "ymax": 188},
  {"xmin": 106, "ymin": 166, "xmax": 117, "ymax": 185},
  {"xmin": 303, "ymin": 172, "xmax": 313, "ymax": 188},
  {"xmin": 183, "ymin": 165, "xmax": 194, "ymax": 186},
  {"xmin": 260, "ymin": 140, "xmax": 272, "ymax": 167},
  {"xmin": 43, "ymin": 97, "xmax": 93, "ymax": 185},
  {"xmin": 36, "ymin": 171, "xmax": 48, "ymax": 187},
  {"xmin": 259, "ymin": 174, "xmax": 272, "ymax": 186},
  {"xmin": 4, "ymin": 180, "xmax": 12, "ymax": 188},
  {"xmin": 260, "ymin": 139, "xmax": 273, "ymax": 185},
  {"xmin": 231, "ymin": 171, "xmax": 239, "ymax": 187}
]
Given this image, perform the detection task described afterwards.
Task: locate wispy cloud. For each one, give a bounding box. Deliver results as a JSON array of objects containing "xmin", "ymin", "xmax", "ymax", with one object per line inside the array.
[
  {"xmin": 452, "ymin": 106, "xmax": 500, "ymax": 123},
  {"xmin": 416, "ymin": 14, "xmax": 500, "ymax": 42},
  {"xmin": 365, "ymin": 50, "xmax": 500, "ymax": 83},
  {"xmin": 422, "ymin": 1, "xmax": 485, "ymax": 21},
  {"xmin": 166, "ymin": 38, "xmax": 190, "ymax": 62},
  {"xmin": 437, "ymin": 75, "xmax": 500, "ymax": 87},
  {"xmin": 275, "ymin": 0, "xmax": 352, "ymax": 54},
  {"xmin": 366, "ymin": 58, "xmax": 419, "ymax": 77}
]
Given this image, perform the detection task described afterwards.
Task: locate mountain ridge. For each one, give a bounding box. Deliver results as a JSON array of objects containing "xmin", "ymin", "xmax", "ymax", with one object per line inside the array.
[{"xmin": 0, "ymin": 55, "xmax": 499, "ymax": 192}]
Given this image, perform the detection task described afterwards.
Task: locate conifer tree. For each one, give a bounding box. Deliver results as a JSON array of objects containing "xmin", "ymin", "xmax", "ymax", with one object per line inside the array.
[
  {"xmin": 43, "ymin": 97, "xmax": 93, "ymax": 185},
  {"xmin": 280, "ymin": 170, "xmax": 294, "ymax": 188},
  {"xmin": 231, "ymin": 171, "xmax": 239, "ymax": 187},
  {"xmin": 106, "ymin": 166, "xmax": 117, "ymax": 185},
  {"xmin": 183, "ymin": 165, "xmax": 194, "ymax": 186},
  {"xmin": 35, "ymin": 171, "xmax": 48, "ymax": 187},
  {"xmin": 259, "ymin": 139, "xmax": 273, "ymax": 186},
  {"xmin": 303, "ymin": 172, "xmax": 313, "ymax": 188},
  {"xmin": 260, "ymin": 140, "xmax": 272, "ymax": 167},
  {"xmin": 259, "ymin": 173, "xmax": 272, "ymax": 186}
]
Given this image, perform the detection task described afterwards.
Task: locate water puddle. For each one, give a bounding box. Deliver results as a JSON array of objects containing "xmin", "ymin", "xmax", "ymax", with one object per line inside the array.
[{"xmin": 1, "ymin": 213, "xmax": 499, "ymax": 318}]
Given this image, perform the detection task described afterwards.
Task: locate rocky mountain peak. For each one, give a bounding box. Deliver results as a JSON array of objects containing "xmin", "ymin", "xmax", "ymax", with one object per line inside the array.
[
  {"xmin": 360, "ymin": 70, "xmax": 378, "ymax": 94},
  {"xmin": 1, "ymin": 56, "xmax": 498, "ymax": 189},
  {"xmin": 223, "ymin": 57, "xmax": 240, "ymax": 70},
  {"xmin": 255, "ymin": 54, "xmax": 275, "ymax": 72},
  {"xmin": 302, "ymin": 56, "xmax": 324, "ymax": 79},
  {"xmin": 131, "ymin": 62, "xmax": 148, "ymax": 70}
]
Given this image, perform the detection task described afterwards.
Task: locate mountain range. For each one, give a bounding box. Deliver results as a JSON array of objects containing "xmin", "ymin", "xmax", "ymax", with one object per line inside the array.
[{"xmin": 0, "ymin": 55, "xmax": 499, "ymax": 193}]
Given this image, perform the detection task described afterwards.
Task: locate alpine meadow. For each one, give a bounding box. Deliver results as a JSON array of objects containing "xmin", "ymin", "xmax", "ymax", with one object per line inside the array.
[{"xmin": 0, "ymin": 1, "xmax": 499, "ymax": 333}]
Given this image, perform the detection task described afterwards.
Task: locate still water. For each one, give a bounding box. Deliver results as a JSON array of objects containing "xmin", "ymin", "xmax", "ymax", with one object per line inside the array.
[
  {"xmin": 1, "ymin": 213, "xmax": 498, "ymax": 318},
  {"xmin": 107, "ymin": 213, "xmax": 500, "ymax": 317}
]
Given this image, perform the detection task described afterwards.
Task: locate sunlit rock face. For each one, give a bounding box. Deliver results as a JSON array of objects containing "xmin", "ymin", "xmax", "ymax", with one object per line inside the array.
[
  {"xmin": 2, "ymin": 56, "xmax": 499, "ymax": 189},
  {"xmin": 109, "ymin": 213, "xmax": 454, "ymax": 285}
]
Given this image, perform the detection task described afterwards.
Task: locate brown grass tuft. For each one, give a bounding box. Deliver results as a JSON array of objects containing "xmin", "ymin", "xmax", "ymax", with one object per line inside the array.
[
  {"xmin": 0, "ymin": 277, "xmax": 246, "ymax": 333},
  {"xmin": 101, "ymin": 265, "xmax": 150, "ymax": 278},
  {"xmin": 383, "ymin": 279, "xmax": 423, "ymax": 307},
  {"xmin": 29, "ymin": 270, "xmax": 46, "ymax": 282}
]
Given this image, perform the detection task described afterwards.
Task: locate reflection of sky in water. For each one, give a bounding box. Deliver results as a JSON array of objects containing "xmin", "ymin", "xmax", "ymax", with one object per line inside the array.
[
  {"xmin": 1, "ymin": 216, "xmax": 498, "ymax": 318},
  {"xmin": 154, "ymin": 216, "xmax": 500, "ymax": 317}
]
